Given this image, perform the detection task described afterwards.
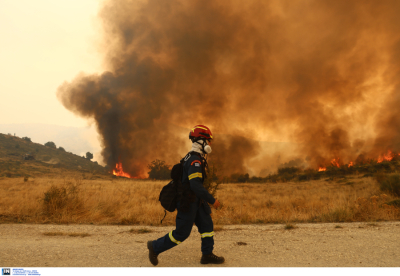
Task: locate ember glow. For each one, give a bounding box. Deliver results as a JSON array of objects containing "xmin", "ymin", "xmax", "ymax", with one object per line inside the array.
[
  {"xmin": 318, "ymin": 167, "xmax": 326, "ymax": 172},
  {"xmin": 348, "ymin": 162, "xmax": 354, "ymax": 168},
  {"xmin": 112, "ymin": 162, "xmax": 133, "ymax": 178}
]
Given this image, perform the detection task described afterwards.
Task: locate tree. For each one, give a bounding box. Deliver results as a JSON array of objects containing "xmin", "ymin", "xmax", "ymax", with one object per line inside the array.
[
  {"xmin": 148, "ymin": 159, "xmax": 171, "ymax": 180},
  {"xmin": 45, "ymin": 141, "xmax": 56, "ymax": 148},
  {"xmin": 237, "ymin": 173, "xmax": 250, "ymax": 183},
  {"xmin": 22, "ymin": 137, "xmax": 31, "ymax": 142},
  {"xmin": 86, "ymin": 152, "xmax": 93, "ymax": 160},
  {"xmin": 58, "ymin": 147, "xmax": 66, "ymax": 151}
]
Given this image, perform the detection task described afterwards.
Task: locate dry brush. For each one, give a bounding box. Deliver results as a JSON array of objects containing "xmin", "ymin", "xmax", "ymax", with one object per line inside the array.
[{"xmin": 0, "ymin": 175, "xmax": 399, "ymax": 225}]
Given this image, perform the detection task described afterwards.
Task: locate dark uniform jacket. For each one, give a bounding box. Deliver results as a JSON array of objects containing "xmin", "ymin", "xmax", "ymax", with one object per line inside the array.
[{"xmin": 180, "ymin": 152, "xmax": 215, "ymax": 213}]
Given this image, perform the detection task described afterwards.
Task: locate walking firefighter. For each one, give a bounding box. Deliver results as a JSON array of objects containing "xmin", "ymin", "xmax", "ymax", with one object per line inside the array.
[{"xmin": 147, "ymin": 125, "xmax": 224, "ymax": 265}]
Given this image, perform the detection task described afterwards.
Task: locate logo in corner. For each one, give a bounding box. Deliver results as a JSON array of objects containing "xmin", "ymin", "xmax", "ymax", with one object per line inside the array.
[{"xmin": 2, "ymin": 268, "xmax": 10, "ymax": 275}]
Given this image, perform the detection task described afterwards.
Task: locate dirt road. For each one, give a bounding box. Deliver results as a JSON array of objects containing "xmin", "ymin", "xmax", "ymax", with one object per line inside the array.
[{"xmin": 1, "ymin": 222, "xmax": 399, "ymax": 267}]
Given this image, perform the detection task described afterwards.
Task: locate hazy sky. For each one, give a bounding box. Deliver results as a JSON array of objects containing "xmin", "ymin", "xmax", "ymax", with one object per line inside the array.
[{"xmin": 0, "ymin": 0, "xmax": 103, "ymax": 127}]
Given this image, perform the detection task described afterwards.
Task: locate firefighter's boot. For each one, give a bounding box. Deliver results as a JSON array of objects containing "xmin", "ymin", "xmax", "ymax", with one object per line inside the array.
[
  {"xmin": 147, "ymin": 241, "xmax": 159, "ymax": 266},
  {"xmin": 200, "ymin": 252, "xmax": 225, "ymax": 264}
]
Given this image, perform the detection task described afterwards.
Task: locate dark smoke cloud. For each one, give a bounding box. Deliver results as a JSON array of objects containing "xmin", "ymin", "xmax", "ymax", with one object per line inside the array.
[{"xmin": 58, "ymin": 0, "xmax": 400, "ymax": 177}]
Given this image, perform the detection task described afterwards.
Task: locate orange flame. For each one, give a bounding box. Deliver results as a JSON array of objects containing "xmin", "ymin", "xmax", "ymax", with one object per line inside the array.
[
  {"xmin": 316, "ymin": 151, "xmax": 400, "ymax": 170},
  {"xmin": 377, "ymin": 150, "xmax": 394, "ymax": 163},
  {"xmin": 331, "ymin": 158, "xmax": 340, "ymax": 168},
  {"xmin": 112, "ymin": 162, "xmax": 132, "ymax": 178}
]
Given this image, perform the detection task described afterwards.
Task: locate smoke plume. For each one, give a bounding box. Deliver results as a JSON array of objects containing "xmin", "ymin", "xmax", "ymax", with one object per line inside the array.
[{"xmin": 58, "ymin": 0, "xmax": 400, "ymax": 177}]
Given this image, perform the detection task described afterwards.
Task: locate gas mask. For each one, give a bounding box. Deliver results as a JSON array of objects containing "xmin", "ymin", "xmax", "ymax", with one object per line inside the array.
[{"xmin": 196, "ymin": 139, "xmax": 212, "ymax": 154}]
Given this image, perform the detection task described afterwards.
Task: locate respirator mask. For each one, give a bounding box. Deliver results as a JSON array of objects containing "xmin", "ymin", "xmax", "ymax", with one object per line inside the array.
[{"xmin": 196, "ymin": 139, "xmax": 212, "ymax": 154}]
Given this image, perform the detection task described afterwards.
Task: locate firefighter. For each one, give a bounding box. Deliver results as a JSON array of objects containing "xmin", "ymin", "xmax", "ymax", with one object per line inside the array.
[{"xmin": 147, "ymin": 125, "xmax": 224, "ymax": 266}]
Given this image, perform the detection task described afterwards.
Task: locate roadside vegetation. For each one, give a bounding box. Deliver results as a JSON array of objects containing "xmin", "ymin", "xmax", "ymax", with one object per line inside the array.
[
  {"xmin": 1, "ymin": 133, "xmax": 399, "ymax": 225},
  {"xmin": 0, "ymin": 174, "xmax": 398, "ymax": 225},
  {"xmin": 42, "ymin": 231, "xmax": 91, "ymax": 237}
]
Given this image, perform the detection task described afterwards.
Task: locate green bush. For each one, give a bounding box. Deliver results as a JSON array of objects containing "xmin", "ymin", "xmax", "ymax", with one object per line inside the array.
[
  {"xmin": 377, "ymin": 174, "xmax": 400, "ymax": 197},
  {"xmin": 44, "ymin": 141, "xmax": 56, "ymax": 148},
  {"xmin": 386, "ymin": 199, "xmax": 400, "ymax": 208},
  {"xmin": 86, "ymin": 152, "xmax": 93, "ymax": 160},
  {"xmin": 147, "ymin": 159, "xmax": 170, "ymax": 180},
  {"xmin": 22, "ymin": 137, "xmax": 32, "ymax": 142},
  {"xmin": 237, "ymin": 173, "xmax": 249, "ymax": 183},
  {"xmin": 278, "ymin": 167, "xmax": 300, "ymax": 175},
  {"xmin": 229, "ymin": 173, "xmax": 249, "ymax": 183},
  {"xmin": 321, "ymin": 208, "xmax": 352, "ymax": 222}
]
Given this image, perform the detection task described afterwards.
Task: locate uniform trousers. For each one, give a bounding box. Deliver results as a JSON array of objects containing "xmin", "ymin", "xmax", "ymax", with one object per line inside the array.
[{"xmin": 152, "ymin": 198, "xmax": 214, "ymax": 255}]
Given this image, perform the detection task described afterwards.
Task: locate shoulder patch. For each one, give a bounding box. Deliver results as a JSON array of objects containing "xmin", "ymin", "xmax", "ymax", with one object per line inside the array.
[
  {"xmin": 183, "ymin": 153, "xmax": 191, "ymax": 162},
  {"xmin": 191, "ymin": 160, "xmax": 202, "ymax": 166}
]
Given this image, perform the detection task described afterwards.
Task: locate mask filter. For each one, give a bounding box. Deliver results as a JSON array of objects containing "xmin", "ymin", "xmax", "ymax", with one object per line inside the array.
[
  {"xmin": 204, "ymin": 145, "xmax": 212, "ymax": 154},
  {"xmin": 195, "ymin": 140, "xmax": 212, "ymax": 154}
]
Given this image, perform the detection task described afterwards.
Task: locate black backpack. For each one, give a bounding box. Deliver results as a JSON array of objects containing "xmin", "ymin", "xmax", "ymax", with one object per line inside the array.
[{"xmin": 158, "ymin": 159, "xmax": 184, "ymax": 223}]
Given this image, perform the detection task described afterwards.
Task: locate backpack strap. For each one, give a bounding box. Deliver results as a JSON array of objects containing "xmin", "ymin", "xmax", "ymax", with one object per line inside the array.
[{"xmin": 160, "ymin": 210, "xmax": 167, "ymax": 224}]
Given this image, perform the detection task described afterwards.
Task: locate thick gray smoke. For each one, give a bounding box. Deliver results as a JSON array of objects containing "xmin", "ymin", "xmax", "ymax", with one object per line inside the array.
[{"xmin": 57, "ymin": 0, "xmax": 400, "ymax": 177}]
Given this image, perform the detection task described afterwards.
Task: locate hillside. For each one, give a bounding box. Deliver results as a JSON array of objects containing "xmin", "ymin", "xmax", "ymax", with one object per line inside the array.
[
  {"xmin": 0, "ymin": 133, "xmax": 109, "ymax": 179},
  {"xmin": 0, "ymin": 123, "xmax": 100, "ymax": 158}
]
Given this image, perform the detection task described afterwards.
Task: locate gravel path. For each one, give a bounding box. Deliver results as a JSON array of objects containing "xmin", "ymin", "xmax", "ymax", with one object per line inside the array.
[{"xmin": 1, "ymin": 222, "xmax": 399, "ymax": 267}]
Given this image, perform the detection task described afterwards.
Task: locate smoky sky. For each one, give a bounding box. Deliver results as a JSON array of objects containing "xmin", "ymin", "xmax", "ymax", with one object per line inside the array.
[{"xmin": 57, "ymin": 0, "xmax": 400, "ymax": 177}]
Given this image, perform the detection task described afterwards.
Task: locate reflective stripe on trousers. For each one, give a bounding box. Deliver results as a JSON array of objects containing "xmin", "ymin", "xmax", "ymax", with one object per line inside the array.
[
  {"xmin": 169, "ymin": 231, "xmax": 181, "ymax": 245},
  {"xmin": 200, "ymin": 231, "xmax": 214, "ymax": 238}
]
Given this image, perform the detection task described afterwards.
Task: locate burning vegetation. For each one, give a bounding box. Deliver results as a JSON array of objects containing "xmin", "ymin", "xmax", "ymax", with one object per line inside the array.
[
  {"xmin": 315, "ymin": 151, "xmax": 400, "ymax": 172},
  {"xmin": 112, "ymin": 162, "xmax": 133, "ymax": 178},
  {"xmin": 57, "ymin": 0, "xmax": 400, "ymax": 178}
]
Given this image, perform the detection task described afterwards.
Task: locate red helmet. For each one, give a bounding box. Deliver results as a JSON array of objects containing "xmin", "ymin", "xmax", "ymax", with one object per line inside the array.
[{"xmin": 189, "ymin": 125, "xmax": 213, "ymax": 141}]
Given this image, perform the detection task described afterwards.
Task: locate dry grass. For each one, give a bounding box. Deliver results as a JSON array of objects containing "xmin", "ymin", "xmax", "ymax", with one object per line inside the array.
[
  {"xmin": 128, "ymin": 228, "xmax": 153, "ymax": 234},
  {"xmin": 284, "ymin": 223, "xmax": 296, "ymax": 230},
  {"xmin": 0, "ymin": 175, "xmax": 399, "ymax": 225},
  {"xmin": 213, "ymin": 225, "xmax": 224, "ymax": 231},
  {"xmin": 43, "ymin": 232, "xmax": 91, "ymax": 237},
  {"xmin": 43, "ymin": 232, "xmax": 65, "ymax": 236}
]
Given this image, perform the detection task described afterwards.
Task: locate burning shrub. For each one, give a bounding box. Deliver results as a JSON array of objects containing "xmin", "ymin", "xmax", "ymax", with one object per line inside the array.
[{"xmin": 376, "ymin": 173, "xmax": 400, "ymax": 197}]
